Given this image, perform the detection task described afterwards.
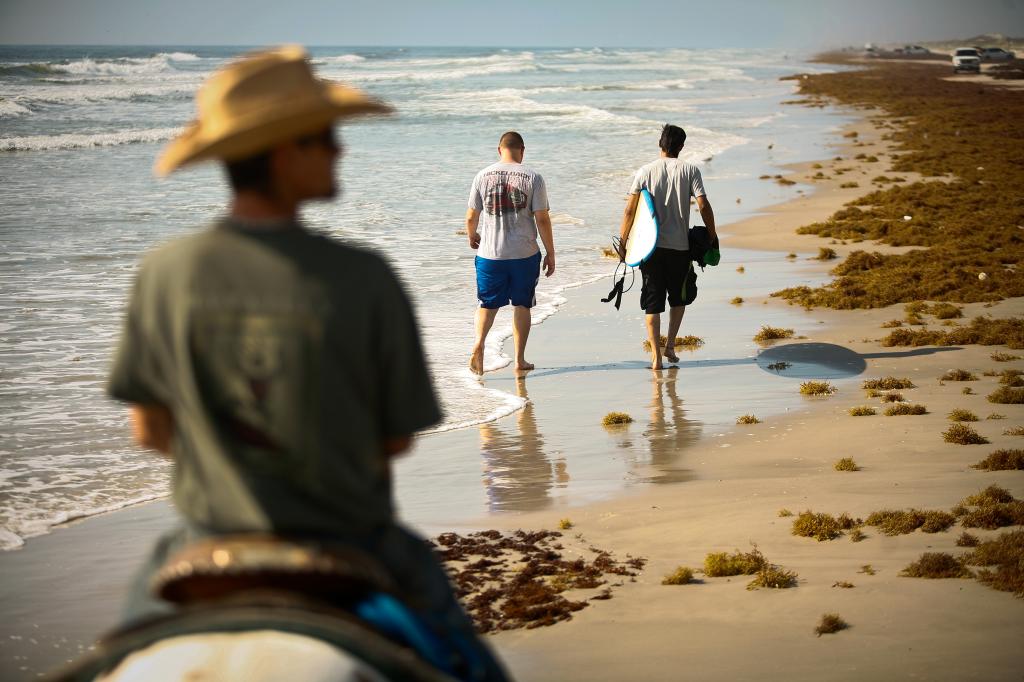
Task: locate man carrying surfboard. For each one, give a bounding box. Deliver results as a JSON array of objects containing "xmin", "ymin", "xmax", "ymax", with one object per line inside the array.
[
  {"xmin": 466, "ymin": 131, "xmax": 555, "ymax": 375},
  {"xmin": 618, "ymin": 124, "xmax": 718, "ymax": 370}
]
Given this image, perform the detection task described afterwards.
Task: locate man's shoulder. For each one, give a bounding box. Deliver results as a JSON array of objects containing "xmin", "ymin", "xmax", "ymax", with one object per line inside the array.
[
  {"xmin": 669, "ymin": 158, "xmax": 702, "ymax": 175},
  {"xmin": 140, "ymin": 221, "xmax": 390, "ymax": 275},
  {"xmin": 477, "ymin": 162, "xmax": 540, "ymax": 177}
]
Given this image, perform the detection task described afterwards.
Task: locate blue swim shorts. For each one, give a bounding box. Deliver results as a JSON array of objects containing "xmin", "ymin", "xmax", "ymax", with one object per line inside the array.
[{"xmin": 475, "ymin": 252, "xmax": 541, "ymax": 309}]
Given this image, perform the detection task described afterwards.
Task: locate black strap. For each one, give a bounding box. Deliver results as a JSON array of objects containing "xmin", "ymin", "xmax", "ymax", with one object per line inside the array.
[{"xmin": 601, "ymin": 275, "xmax": 626, "ymax": 310}]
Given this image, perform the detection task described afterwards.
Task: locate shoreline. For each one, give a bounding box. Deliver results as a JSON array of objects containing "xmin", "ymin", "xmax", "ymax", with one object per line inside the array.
[{"xmin": 3, "ymin": 66, "xmax": 1023, "ymax": 681}]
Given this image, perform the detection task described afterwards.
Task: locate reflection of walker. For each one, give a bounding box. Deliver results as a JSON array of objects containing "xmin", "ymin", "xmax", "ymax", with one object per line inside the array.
[{"xmin": 479, "ymin": 377, "xmax": 567, "ymax": 512}]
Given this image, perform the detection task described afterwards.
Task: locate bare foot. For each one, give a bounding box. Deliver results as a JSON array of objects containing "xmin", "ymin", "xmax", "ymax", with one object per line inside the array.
[
  {"xmin": 664, "ymin": 347, "xmax": 679, "ymax": 363},
  {"xmin": 515, "ymin": 361, "xmax": 535, "ymax": 372},
  {"xmin": 651, "ymin": 356, "xmax": 663, "ymax": 370},
  {"xmin": 469, "ymin": 347, "xmax": 484, "ymax": 375}
]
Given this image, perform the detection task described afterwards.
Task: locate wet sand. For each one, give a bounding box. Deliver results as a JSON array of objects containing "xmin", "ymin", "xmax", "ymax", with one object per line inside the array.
[{"xmin": 3, "ymin": 96, "xmax": 1023, "ymax": 682}]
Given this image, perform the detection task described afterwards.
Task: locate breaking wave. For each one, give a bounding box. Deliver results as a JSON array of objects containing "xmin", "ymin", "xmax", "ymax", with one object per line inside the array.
[{"xmin": 0, "ymin": 127, "xmax": 181, "ymax": 152}]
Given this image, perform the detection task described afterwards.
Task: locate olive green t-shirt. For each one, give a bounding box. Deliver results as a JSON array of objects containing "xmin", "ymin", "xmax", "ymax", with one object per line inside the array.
[{"xmin": 108, "ymin": 218, "xmax": 442, "ymax": 537}]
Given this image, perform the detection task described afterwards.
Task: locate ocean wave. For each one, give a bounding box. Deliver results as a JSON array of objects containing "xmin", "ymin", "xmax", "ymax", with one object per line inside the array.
[
  {"xmin": 48, "ymin": 55, "xmax": 180, "ymax": 76},
  {"xmin": 0, "ymin": 127, "xmax": 181, "ymax": 152},
  {"xmin": 422, "ymin": 381, "xmax": 527, "ymax": 435},
  {"xmin": 156, "ymin": 51, "xmax": 201, "ymax": 61},
  {"xmin": 0, "ymin": 98, "xmax": 32, "ymax": 118},
  {"xmin": 6, "ymin": 82, "xmax": 198, "ymax": 109},
  {"xmin": 314, "ymin": 54, "xmax": 367, "ymax": 65},
  {"xmin": 0, "ymin": 62, "xmax": 63, "ymax": 77},
  {"xmin": 0, "ymin": 490, "xmax": 167, "ymax": 552},
  {"xmin": 411, "ymin": 88, "xmax": 657, "ymax": 132},
  {"xmin": 330, "ymin": 60, "xmax": 538, "ymax": 83},
  {"xmin": 391, "ymin": 52, "xmax": 534, "ymax": 68}
]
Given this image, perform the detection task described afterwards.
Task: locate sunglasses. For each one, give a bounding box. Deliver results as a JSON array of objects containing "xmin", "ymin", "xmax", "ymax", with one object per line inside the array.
[{"xmin": 296, "ymin": 128, "xmax": 340, "ymax": 152}]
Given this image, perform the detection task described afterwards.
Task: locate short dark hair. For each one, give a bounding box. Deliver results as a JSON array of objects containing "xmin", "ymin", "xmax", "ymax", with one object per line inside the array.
[
  {"xmin": 499, "ymin": 131, "xmax": 525, "ymax": 150},
  {"xmin": 659, "ymin": 124, "xmax": 687, "ymax": 157},
  {"xmin": 225, "ymin": 151, "xmax": 274, "ymax": 194}
]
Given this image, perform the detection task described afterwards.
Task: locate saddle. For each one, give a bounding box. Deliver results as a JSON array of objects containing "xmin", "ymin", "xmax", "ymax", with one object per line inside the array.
[{"xmin": 151, "ymin": 534, "xmax": 395, "ymax": 607}]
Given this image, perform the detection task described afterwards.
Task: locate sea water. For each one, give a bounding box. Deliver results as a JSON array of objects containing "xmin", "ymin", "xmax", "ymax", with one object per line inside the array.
[{"xmin": 0, "ymin": 45, "xmax": 848, "ymax": 549}]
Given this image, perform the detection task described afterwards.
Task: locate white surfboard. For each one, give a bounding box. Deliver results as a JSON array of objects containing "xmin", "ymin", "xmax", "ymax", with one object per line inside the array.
[{"xmin": 623, "ymin": 188, "xmax": 659, "ymax": 267}]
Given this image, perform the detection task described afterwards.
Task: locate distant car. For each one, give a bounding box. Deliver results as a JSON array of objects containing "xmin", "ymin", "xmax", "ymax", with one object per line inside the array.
[
  {"xmin": 903, "ymin": 45, "xmax": 930, "ymax": 55},
  {"xmin": 980, "ymin": 47, "xmax": 1016, "ymax": 61},
  {"xmin": 952, "ymin": 47, "xmax": 982, "ymax": 73}
]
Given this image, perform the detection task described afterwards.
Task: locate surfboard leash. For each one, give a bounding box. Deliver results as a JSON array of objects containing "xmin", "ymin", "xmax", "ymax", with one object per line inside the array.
[{"xmin": 600, "ymin": 236, "xmax": 636, "ymax": 310}]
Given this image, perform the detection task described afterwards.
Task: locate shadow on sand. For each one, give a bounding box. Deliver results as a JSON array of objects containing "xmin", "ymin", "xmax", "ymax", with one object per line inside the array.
[{"xmin": 510, "ymin": 343, "xmax": 962, "ymax": 382}]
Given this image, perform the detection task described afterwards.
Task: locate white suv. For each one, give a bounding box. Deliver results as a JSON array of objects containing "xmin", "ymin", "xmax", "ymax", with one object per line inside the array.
[{"xmin": 952, "ymin": 47, "xmax": 981, "ymax": 73}]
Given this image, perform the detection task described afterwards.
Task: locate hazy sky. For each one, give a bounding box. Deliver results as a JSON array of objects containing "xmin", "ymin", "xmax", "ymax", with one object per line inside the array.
[{"xmin": 1, "ymin": 0, "xmax": 1022, "ymax": 49}]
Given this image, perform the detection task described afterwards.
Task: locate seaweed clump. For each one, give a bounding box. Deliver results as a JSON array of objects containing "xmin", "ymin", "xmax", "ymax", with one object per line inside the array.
[
  {"xmin": 753, "ymin": 326, "xmax": 794, "ymax": 342},
  {"xmin": 962, "ymin": 529, "xmax": 1024, "ymax": 598},
  {"xmin": 958, "ymin": 485, "xmax": 1024, "ymax": 530},
  {"xmin": 956, "ymin": 532, "xmax": 980, "ymax": 548},
  {"xmin": 703, "ymin": 547, "xmax": 768, "ymax": 577},
  {"xmin": 942, "ymin": 423, "xmax": 989, "ymax": 444},
  {"xmin": 800, "ymin": 381, "xmax": 837, "ymax": 396},
  {"xmin": 736, "ymin": 414, "xmax": 761, "ymax": 425},
  {"xmin": 900, "ymin": 552, "xmax": 971, "ymax": 579},
  {"xmin": 602, "ymin": 412, "xmax": 633, "ymax": 426},
  {"xmin": 792, "ymin": 511, "xmax": 849, "ymax": 541},
  {"xmin": 834, "ymin": 457, "xmax": 859, "ymax": 471},
  {"xmin": 885, "ymin": 403, "xmax": 927, "ymax": 416},
  {"xmin": 881, "ymin": 317, "xmax": 1024, "ymax": 350},
  {"xmin": 865, "ymin": 509, "xmax": 955, "ymax": 535},
  {"xmin": 848, "ymin": 406, "xmax": 876, "ymax": 416},
  {"xmin": 940, "ymin": 369, "xmax": 976, "ymax": 381},
  {"xmin": 987, "ymin": 386, "xmax": 1024, "ymax": 405},
  {"xmin": 661, "ymin": 566, "xmax": 696, "ymax": 585},
  {"xmin": 947, "ymin": 408, "xmax": 979, "ymax": 422},
  {"xmin": 815, "ymin": 613, "xmax": 849, "ymax": 637},
  {"xmin": 747, "ymin": 564, "xmax": 799, "ymax": 590},
  {"xmin": 863, "ymin": 377, "xmax": 915, "ymax": 390},
  {"xmin": 769, "ymin": 60, "xmax": 1024, "ymax": 311},
  {"xmin": 971, "ymin": 450, "xmax": 1024, "ymax": 471},
  {"xmin": 432, "ymin": 529, "xmax": 645, "ymax": 632},
  {"xmin": 642, "ymin": 335, "xmax": 705, "ymax": 352}
]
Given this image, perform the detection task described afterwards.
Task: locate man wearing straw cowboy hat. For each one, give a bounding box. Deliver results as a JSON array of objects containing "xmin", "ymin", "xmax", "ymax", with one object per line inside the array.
[{"xmin": 106, "ymin": 46, "xmax": 508, "ymax": 680}]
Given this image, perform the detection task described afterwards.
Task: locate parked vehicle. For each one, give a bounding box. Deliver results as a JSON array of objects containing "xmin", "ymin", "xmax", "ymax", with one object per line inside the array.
[
  {"xmin": 903, "ymin": 45, "xmax": 930, "ymax": 55},
  {"xmin": 980, "ymin": 47, "xmax": 1016, "ymax": 61},
  {"xmin": 952, "ymin": 47, "xmax": 982, "ymax": 73}
]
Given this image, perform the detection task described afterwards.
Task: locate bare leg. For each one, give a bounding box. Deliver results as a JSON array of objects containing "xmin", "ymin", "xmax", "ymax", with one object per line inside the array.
[
  {"xmin": 646, "ymin": 313, "xmax": 663, "ymax": 370},
  {"xmin": 513, "ymin": 305, "xmax": 534, "ymax": 371},
  {"xmin": 470, "ymin": 307, "xmax": 499, "ymax": 375},
  {"xmin": 663, "ymin": 305, "xmax": 686, "ymax": 363}
]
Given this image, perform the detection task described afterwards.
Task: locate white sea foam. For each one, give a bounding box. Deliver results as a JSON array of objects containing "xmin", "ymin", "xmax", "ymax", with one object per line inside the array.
[
  {"xmin": 158, "ymin": 51, "xmax": 201, "ymax": 61},
  {"xmin": 329, "ymin": 58, "xmax": 538, "ymax": 83},
  {"xmin": 422, "ymin": 380, "xmax": 527, "ymax": 435},
  {"xmin": 411, "ymin": 88, "xmax": 657, "ymax": 132},
  {"xmin": 0, "ymin": 490, "xmax": 168, "ymax": 551},
  {"xmin": 0, "ymin": 527, "xmax": 24, "ymax": 550},
  {"xmin": 0, "ymin": 98, "xmax": 32, "ymax": 118},
  {"xmin": 50, "ymin": 55, "xmax": 177, "ymax": 76},
  {"xmin": 0, "ymin": 127, "xmax": 182, "ymax": 152},
  {"xmin": 315, "ymin": 54, "xmax": 367, "ymax": 65},
  {"xmin": 6, "ymin": 82, "xmax": 198, "ymax": 109}
]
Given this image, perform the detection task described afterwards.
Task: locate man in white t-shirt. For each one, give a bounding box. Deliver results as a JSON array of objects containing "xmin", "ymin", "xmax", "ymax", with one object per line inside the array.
[
  {"xmin": 466, "ymin": 131, "xmax": 555, "ymax": 375},
  {"xmin": 618, "ymin": 124, "xmax": 718, "ymax": 370}
]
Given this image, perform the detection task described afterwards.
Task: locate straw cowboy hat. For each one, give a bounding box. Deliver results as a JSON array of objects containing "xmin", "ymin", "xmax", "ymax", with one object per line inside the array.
[{"xmin": 155, "ymin": 45, "xmax": 391, "ymax": 176}]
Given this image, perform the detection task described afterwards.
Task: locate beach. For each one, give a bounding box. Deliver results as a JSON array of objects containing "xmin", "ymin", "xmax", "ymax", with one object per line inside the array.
[{"xmin": 2, "ymin": 53, "xmax": 1023, "ymax": 681}]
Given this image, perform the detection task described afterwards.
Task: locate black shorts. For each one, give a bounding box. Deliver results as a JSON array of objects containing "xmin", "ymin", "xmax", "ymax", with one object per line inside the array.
[{"xmin": 639, "ymin": 248, "xmax": 694, "ymax": 314}]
